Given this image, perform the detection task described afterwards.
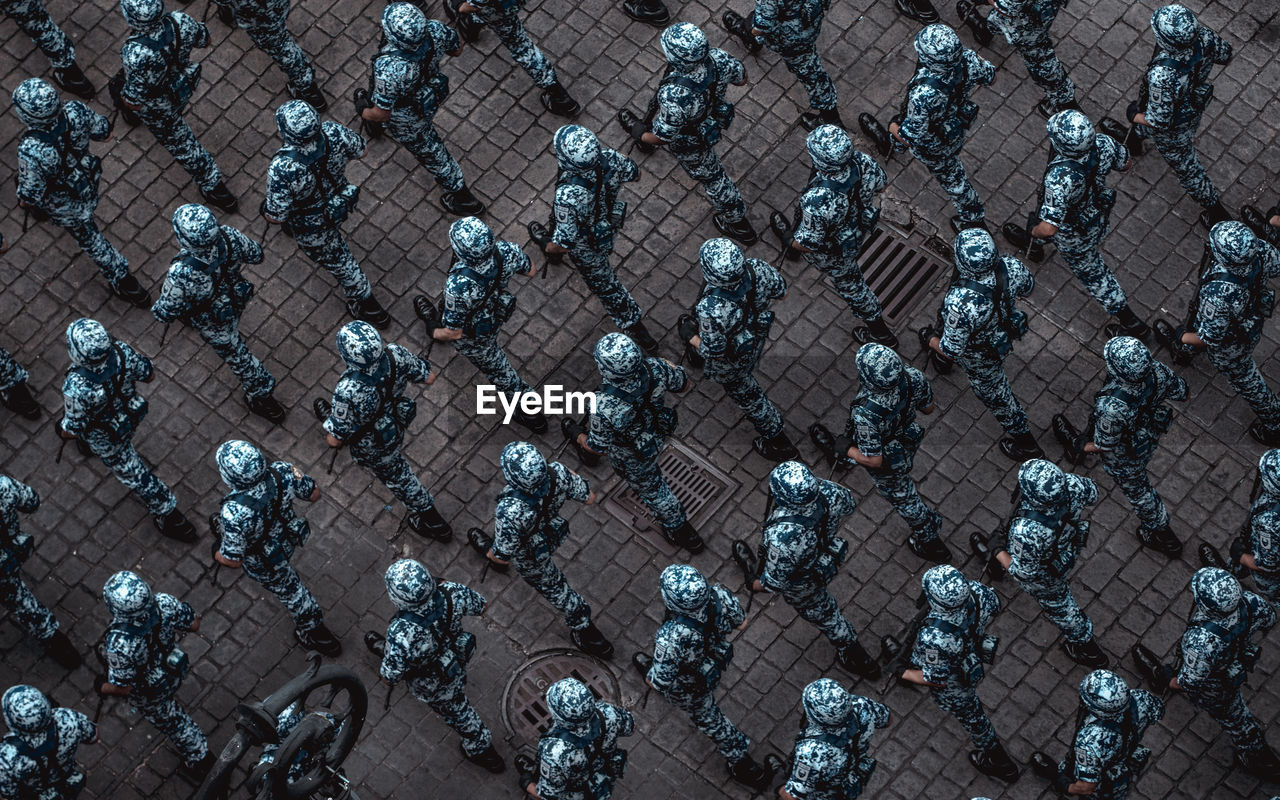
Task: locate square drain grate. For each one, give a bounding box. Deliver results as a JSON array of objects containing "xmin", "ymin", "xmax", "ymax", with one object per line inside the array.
[
  {"xmin": 602, "ymin": 441, "xmax": 738, "ymax": 534},
  {"xmin": 501, "ymin": 649, "xmax": 621, "ymax": 744},
  {"xmin": 857, "ymin": 223, "xmax": 950, "ymax": 327}
]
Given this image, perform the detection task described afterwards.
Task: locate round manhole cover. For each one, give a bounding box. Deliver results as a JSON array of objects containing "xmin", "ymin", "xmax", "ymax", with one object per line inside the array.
[{"xmin": 501, "ymin": 649, "xmax": 621, "ymax": 744}]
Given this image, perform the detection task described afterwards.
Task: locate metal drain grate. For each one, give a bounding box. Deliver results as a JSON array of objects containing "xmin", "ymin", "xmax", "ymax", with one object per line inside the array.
[
  {"xmin": 602, "ymin": 441, "xmax": 738, "ymax": 534},
  {"xmin": 501, "ymin": 649, "xmax": 621, "ymax": 744},
  {"xmin": 857, "ymin": 223, "xmax": 950, "ymax": 327}
]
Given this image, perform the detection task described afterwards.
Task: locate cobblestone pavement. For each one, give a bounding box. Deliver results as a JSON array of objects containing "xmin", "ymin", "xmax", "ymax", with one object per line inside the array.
[{"xmin": 2, "ymin": 0, "xmax": 1280, "ymax": 797}]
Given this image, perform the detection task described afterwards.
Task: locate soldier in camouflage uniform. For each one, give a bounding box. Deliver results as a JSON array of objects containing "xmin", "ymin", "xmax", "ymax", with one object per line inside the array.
[
  {"xmin": 0, "ymin": 475, "xmax": 80, "ymax": 669},
  {"xmin": 529, "ymin": 125, "xmax": 659, "ymax": 352},
  {"xmin": 153, "ymin": 204, "xmax": 286, "ymax": 424},
  {"xmin": 264, "ymin": 100, "xmax": 391, "ymax": 329},
  {"xmin": 779, "ymin": 125, "xmax": 897, "ymax": 348},
  {"xmin": 1126, "ymin": 5, "xmax": 1233, "ymax": 226},
  {"xmin": 812, "ymin": 343, "xmax": 950, "ymax": 563},
  {"xmin": 0, "ymin": 347, "xmax": 40, "ymax": 421},
  {"xmin": 210, "ymin": 0, "xmax": 325, "ymax": 109},
  {"xmin": 358, "ymin": 3, "xmax": 484, "ymax": 216},
  {"xmin": 213, "ymin": 440, "xmax": 341, "ymax": 657},
  {"xmin": 0, "ymin": 685, "xmax": 97, "ymax": 798},
  {"xmin": 442, "ymin": 0, "xmax": 578, "ymax": 116},
  {"xmin": 781, "ymin": 678, "xmax": 890, "ymax": 800},
  {"xmin": 1133, "ymin": 568, "xmax": 1280, "ymax": 780},
  {"xmin": 428, "ymin": 216, "xmax": 547, "ymax": 434},
  {"xmin": 1155, "ymin": 222, "xmax": 1280, "ymax": 446},
  {"xmin": 897, "ymin": 564, "xmax": 1019, "ymax": 782},
  {"xmin": 364, "ymin": 559, "xmax": 506, "ymax": 772},
  {"xmin": 97, "ymin": 571, "xmax": 213, "ymax": 777},
  {"xmin": 12, "ymin": 78, "xmax": 150, "ymax": 309},
  {"xmin": 321, "ymin": 321, "xmax": 454, "ymax": 541},
  {"xmin": 572, "ymin": 332, "xmax": 704, "ymax": 553},
  {"xmin": 1, "ymin": 0, "xmax": 94, "ymax": 97},
  {"xmin": 470, "ymin": 441, "xmax": 614, "ymax": 658},
  {"xmin": 720, "ymin": 0, "xmax": 841, "ymax": 130},
  {"xmin": 516, "ymin": 678, "xmax": 634, "ymax": 800},
  {"xmin": 632, "ymin": 564, "xmax": 779, "ymax": 791},
  {"xmin": 114, "ymin": 0, "xmax": 238, "ymax": 212},
  {"xmin": 973, "ymin": 459, "xmax": 1109, "ymax": 667},
  {"xmin": 980, "ymin": 0, "xmax": 1078, "ymax": 118},
  {"xmin": 618, "ymin": 23, "xmax": 757, "ymax": 245},
  {"xmin": 681, "ymin": 237, "xmax": 798, "ymax": 461},
  {"xmin": 58, "ymin": 319, "xmax": 197, "ymax": 543},
  {"xmin": 1202, "ymin": 449, "xmax": 1280, "ymax": 603},
  {"xmin": 1053, "ymin": 336, "xmax": 1186, "ymax": 557},
  {"xmin": 922, "ymin": 228, "xmax": 1043, "ymax": 460},
  {"xmin": 738, "ymin": 461, "xmax": 881, "ymax": 678}
]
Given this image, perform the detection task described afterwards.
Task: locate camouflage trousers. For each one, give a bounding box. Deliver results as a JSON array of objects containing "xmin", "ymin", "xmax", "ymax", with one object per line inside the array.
[
  {"xmin": 87, "ymin": 437, "xmax": 178, "ymax": 517},
  {"xmin": 353, "ymin": 446, "xmax": 435, "ymax": 515},
  {"xmin": 954, "ymin": 349, "xmax": 1031, "ymax": 437},
  {"xmin": 1149, "ymin": 119, "xmax": 1220, "ymax": 209},
  {"xmin": 662, "ymin": 688, "xmax": 749, "ymax": 763},
  {"xmin": 0, "ymin": 571, "xmax": 58, "ymax": 641},
  {"xmin": 931, "ymin": 686, "xmax": 998, "ymax": 751},
  {"xmin": 671, "ymin": 143, "xmax": 748, "ymax": 224},
  {"xmin": 766, "ymin": 40, "xmax": 837, "ymax": 112},
  {"xmin": 709, "ymin": 367, "xmax": 784, "ymax": 438},
  {"xmin": 190, "ymin": 316, "xmax": 276, "ymax": 399},
  {"xmin": 0, "ymin": 348, "xmax": 29, "ymax": 392},
  {"xmin": 513, "ymin": 555, "xmax": 591, "ymax": 631},
  {"xmin": 1253, "ymin": 570, "xmax": 1280, "ymax": 602},
  {"xmin": 233, "ymin": 8, "xmax": 315, "ymax": 92},
  {"xmin": 869, "ymin": 468, "xmax": 942, "ymax": 543},
  {"xmin": 1100, "ymin": 449, "xmax": 1168, "ymax": 534},
  {"xmin": 1055, "ymin": 220, "xmax": 1128, "ymax": 316},
  {"xmin": 912, "ymin": 148, "xmax": 985, "ymax": 223},
  {"xmin": 453, "ymin": 334, "xmax": 533, "ymax": 396},
  {"xmin": 570, "ymin": 246, "xmax": 642, "ymax": 330},
  {"xmin": 486, "ymin": 12, "xmax": 557, "ymax": 88},
  {"xmin": 610, "ymin": 449, "xmax": 687, "ymax": 530},
  {"xmin": 1206, "ymin": 340, "xmax": 1280, "ymax": 431},
  {"xmin": 390, "ymin": 120, "xmax": 466, "ymax": 193},
  {"xmin": 1011, "ymin": 33, "xmax": 1075, "ymax": 107},
  {"xmin": 132, "ymin": 693, "xmax": 209, "ymax": 765},
  {"xmin": 1017, "ymin": 576, "xmax": 1092, "ymax": 644},
  {"xmin": 1183, "ymin": 684, "xmax": 1267, "ymax": 755},
  {"xmin": 134, "ymin": 104, "xmax": 223, "ymax": 193},
  {"xmin": 293, "ymin": 225, "xmax": 373, "ymax": 303},
  {"xmin": 777, "ymin": 581, "xmax": 858, "ymax": 649},
  {"xmin": 57, "ymin": 217, "xmax": 131, "ymax": 287},
  {"xmin": 2, "ymin": 0, "xmax": 74, "ymax": 69},
  {"xmin": 1049, "ymin": 759, "xmax": 1134, "ymax": 800},
  {"xmin": 806, "ymin": 250, "xmax": 884, "ymax": 323},
  {"xmin": 407, "ymin": 671, "xmax": 493, "ymax": 756},
  {"xmin": 243, "ymin": 557, "xmax": 324, "ymax": 633}
]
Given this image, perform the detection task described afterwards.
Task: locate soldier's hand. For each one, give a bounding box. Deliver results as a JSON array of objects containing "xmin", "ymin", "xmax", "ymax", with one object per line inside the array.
[
  {"xmin": 458, "ymin": 1, "xmax": 478, "ymax": 11},
  {"xmin": 189, "ymin": 616, "xmax": 201, "ymax": 633},
  {"xmin": 585, "ymin": 489, "xmax": 597, "ymax": 505}
]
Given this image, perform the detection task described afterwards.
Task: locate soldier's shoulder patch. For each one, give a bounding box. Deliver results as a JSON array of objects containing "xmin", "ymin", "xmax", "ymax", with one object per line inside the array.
[
  {"xmin": 794, "ymin": 759, "xmax": 814, "ymax": 785},
  {"xmin": 331, "ymin": 400, "xmax": 351, "ymax": 421},
  {"xmin": 554, "ymin": 202, "xmax": 574, "ymax": 224},
  {"xmin": 924, "ymin": 647, "xmax": 942, "ymax": 665},
  {"xmin": 653, "ymin": 643, "xmax": 669, "ymax": 662}
]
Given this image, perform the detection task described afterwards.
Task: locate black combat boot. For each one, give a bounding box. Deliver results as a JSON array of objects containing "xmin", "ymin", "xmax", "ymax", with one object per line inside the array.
[
  {"xmin": 180, "ymin": 751, "xmax": 217, "ymax": 781},
  {"xmin": 857, "ymin": 113, "xmax": 892, "ymax": 158},
  {"xmin": 462, "ymin": 742, "xmax": 506, "ymax": 773},
  {"xmin": 413, "ymin": 294, "xmax": 441, "ymax": 337},
  {"xmin": 1234, "ymin": 746, "xmax": 1280, "ymax": 782},
  {"xmin": 917, "ymin": 326, "xmax": 953, "ymax": 374},
  {"xmin": 512, "ymin": 407, "xmax": 549, "ymax": 435},
  {"xmin": 851, "ymin": 317, "xmax": 898, "ymax": 348},
  {"xmin": 154, "ymin": 510, "xmax": 198, "ymax": 543},
  {"xmin": 1152, "ymin": 319, "xmax": 1194, "ymax": 364},
  {"xmin": 214, "ymin": 1, "xmax": 234, "ymax": 25},
  {"xmin": 721, "ymin": 11, "xmax": 761, "ymax": 54},
  {"xmin": 1137, "ymin": 525, "xmax": 1182, "ymax": 557},
  {"xmin": 312, "ymin": 398, "xmax": 331, "ymax": 422},
  {"xmin": 42, "ymin": 631, "xmax": 82, "ymax": 669},
  {"xmin": 1034, "ymin": 98, "xmax": 1077, "ymax": 120},
  {"xmin": 631, "ymin": 651, "xmax": 652, "ymax": 676},
  {"xmin": 836, "ymin": 640, "xmax": 882, "ymax": 680},
  {"xmin": 726, "ymin": 754, "xmax": 778, "ymax": 791},
  {"xmin": 540, "ymin": 83, "xmax": 581, "ymax": 118},
  {"xmin": 616, "ymin": 109, "xmax": 654, "ymax": 153},
  {"xmin": 1103, "ymin": 305, "xmax": 1150, "ymax": 341},
  {"xmin": 295, "ymin": 623, "xmax": 343, "ymax": 657},
  {"xmin": 1241, "ymin": 205, "xmax": 1278, "ymax": 244},
  {"xmin": 1050, "ymin": 414, "xmax": 1085, "ymax": 462},
  {"xmin": 714, "ymin": 215, "xmax": 758, "ymax": 246},
  {"xmin": 1201, "ymin": 201, "xmax": 1232, "ymax": 229},
  {"xmin": 442, "ymin": 0, "xmax": 482, "ymax": 41},
  {"xmin": 895, "ymin": 0, "xmax": 939, "ymax": 23},
  {"xmin": 1098, "ymin": 117, "xmax": 1140, "ymax": 156},
  {"xmin": 363, "ymin": 631, "xmax": 386, "ymax": 657},
  {"xmin": 52, "ymin": 62, "xmax": 95, "ymax": 99},
  {"xmin": 1000, "ymin": 221, "xmax": 1046, "ymax": 263},
  {"xmin": 753, "ymin": 431, "xmax": 800, "ymax": 462},
  {"xmin": 799, "ymin": 107, "xmax": 844, "ymax": 132},
  {"xmin": 348, "ymin": 295, "xmax": 391, "ymax": 330},
  {"xmin": 955, "ymin": 0, "xmax": 992, "ymax": 46},
  {"xmin": 624, "ymin": 322, "xmax": 660, "ymax": 355},
  {"xmin": 950, "ymin": 216, "xmax": 988, "ymax": 235},
  {"xmin": 1249, "ymin": 421, "xmax": 1280, "ymax": 447},
  {"xmin": 201, "ymin": 181, "xmax": 239, "ymax": 213},
  {"xmin": 909, "ymin": 533, "xmax": 953, "ymax": 564},
  {"xmin": 677, "ymin": 314, "xmax": 704, "ymax": 368},
  {"xmin": 969, "ymin": 531, "xmax": 1005, "ymax": 581},
  {"xmin": 245, "ymin": 392, "xmax": 287, "ymax": 423},
  {"xmin": 409, "ymin": 505, "xmax": 453, "ymax": 542},
  {"xmin": 622, "ymin": 0, "xmax": 670, "ymax": 26},
  {"xmin": 732, "ymin": 540, "xmax": 758, "ymax": 586},
  {"xmin": 1199, "ymin": 542, "xmax": 1230, "ymax": 570},
  {"xmin": 1029, "ymin": 751, "xmax": 1059, "ymax": 782},
  {"xmin": 808, "ymin": 423, "xmax": 854, "ymax": 473},
  {"xmin": 969, "ymin": 742, "xmax": 1019, "ymax": 782},
  {"xmin": 1061, "ymin": 637, "xmax": 1109, "ymax": 668},
  {"xmin": 570, "ymin": 622, "xmax": 614, "ymax": 659},
  {"xmin": 0, "ymin": 381, "xmax": 40, "ymax": 420},
  {"xmin": 111, "ymin": 274, "xmax": 152, "ymax": 308},
  {"xmin": 288, "ymin": 81, "xmax": 328, "ymax": 112},
  {"xmin": 467, "ymin": 528, "xmax": 509, "ymax": 572},
  {"xmin": 441, "ymin": 185, "xmax": 485, "ymax": 215},
  {"xmin": 1130, "ymin": 644, "xmax": 1172, "ymax": 693},
  {"xmin": 514, "ymin": 753, "xmax": 539, "ymax": 791},
  {"xmin": 561, "ymin": 418, "xmax": 600, "ymax": 466},
  {"xmin": 999, "ymin": 432, "xmax": 1045, "ymax": 462},
  {"xmin": 663, "ymin": 521, "xmax": 705, "ymax": 554},
  {"xmin": 768, "ymin": 212, "xmax": 801, "ymax": 261}
]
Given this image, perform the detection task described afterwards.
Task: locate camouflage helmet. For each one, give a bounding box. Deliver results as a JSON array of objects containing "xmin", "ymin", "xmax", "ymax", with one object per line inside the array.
[
  {"xmin": 953, "ymin": 228, "xmax": 997, "ymax": 278},
  {"xmin": 593, "ymin": 332, "xmax": 643, "ymax": 384},
  {"xmin": 1192, "ymin": 567, "xmax": 1242, "ymax": 617},
  {"xmin": 768, "ymin": 461, "xmax": 819, "ymax": 511},
  {"xmin": 120, "ymin": 0, "xmax": 164, "ymax": 29},
  {"xmin": 546, "ymin": 678, "xmax": 596, "ymax": 727},
  {"xmin": 855, "ymin": 343, "xmax": 903, "ymax": 391},
  {"xmin": 553, "ymin": 125, "xmax": 600, "ymax": 172},
  {"xmin": 335, "ymin": 321, "xmax": 385, "ymax": 372},
  {"xmin": 922, "ymin": 564, "xmax": 969, "ymax": 611},
  {"xmin": 11, "ymin": 78, "xmax": 59, "ymax": 128},
  {"xmin": 2, "ymin": 686, "xmax": 51, "ymax": 735},
  {"xmin": 1078, "ymin": 670, "xmax": 1130, "ymax": 719},
  {"xmin": 65, "ymin": 318, "xmax": 111, "ymax": 368},
  {"xmin": 1046, "ymin": 110, "xmax": 1095, "ymax": 159},
  {"xmin": 172, "ymin": 203, "xmax": 220, "ymax": 250},
  {"xmin": 698, "ymin": 238, "xmax": 746, "ymax": 290},
  {"xmin": 660, "ymin": 22, "xmax": 709, "ymax": 68},
  {"xmin": 103, "ymin": 571, "xmax": 154, "ymax": 621},
  {"xmin": 215, "ymin": 440, "xmax": 266, "ymax": 490},
  {"xmin": 1259, "ymin": 449, "xmax": 1280, "ymax": 497},
  {"xmin": 384, "ymin": 559, "xmax": 435, "ymax": 610},
  {"xmin": 381, "ymin": 2, "xmax": 428, "ymax": 50},
  {"xmin": 659, "ymin": 564, "xmax": 709, "ymax": 615},
  {"xmin": 275, "ymin": 100, "xmax": 320, "ymax": 146},
  {"xmin": 1017, "ymin": 459, "xmax": 1066, "ymax": 509},
  {"xmin": 1151, "ymin": 4, "xmax": 1197, "ymax": 51},
  {"xmin": 1209, "ymin": 221, "xmax": 1260, "ymax": 271},
  {"xmin": 448, "ymin": 216, "xmax": 495, "ymax": 264},
  {"xmin": 801, "ymin": 678, "xmax": 856, "ymax": 729},
  {"xmin": 805, "ymin": 124, "xmax": 854, "ymax": 173},
  {"xmin": 500, "ymin": 441, "xmax": 550, "ymax": 495},
  {"xmin": 1102, "ymin": 336, "xmax": 1153, "ymax": 385},
  {"xmin": 913, "ymin": 24, "xmax": 962, "ymax": 71}
]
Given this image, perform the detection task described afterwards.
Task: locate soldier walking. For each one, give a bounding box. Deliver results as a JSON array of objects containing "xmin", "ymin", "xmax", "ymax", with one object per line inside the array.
[
  {"xmin": 211, "ymin": 0, "xmax": 326, "ymax": 109},
  {"xmin": 2, "ymin": 0, "xmax": 94, "ymax": 97},
  {"xmin": 0, "ymin": 685, "xmax": 97, "ymax": 797},
  {"xmin": 780, "ymin": 679, "xmax": 891, "ymax": 800},
  {"xmin": 515, "ymin": 678, "xmax": 634, "ymax": 799}
]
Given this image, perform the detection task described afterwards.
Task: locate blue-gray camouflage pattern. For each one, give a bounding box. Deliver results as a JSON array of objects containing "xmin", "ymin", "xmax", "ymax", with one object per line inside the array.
[
  {"xmin": 986, "ymin": 0, "xmax": 1075, "ymax": 107},
  {"xmin": 60, "ymin": 339, "xmax": 178, "ymax": 517},
  {"xmin": 467, "ymin": 0, "xmax": 557, "ymax": 88},
  {"xmin": 537, "ymin": 699, "xmax": 634, "ymax": 800},
  {"xmin": 1246, "ymin": 493, "xmax": 1280, "ymax": 601},
  {"xmin": 492, "ymin": 461, "xmax": 593, "ymax": 630},
  {"xmin": 2, "ymin": 0, "xmax": 75, "ymax": 68},
  {"xmin": 784, "ymin": 694, "xmax": 890, "ymax": 800},
  {"xmin": 219, "ymin": 0, "xmax": 315, "ymax": 92},
  {"xmin": 1046, "ymin": 688, "xmax": 1162, "ymax": 800},
  {"xmin": 750, "ymin": 0, "xmax": 837, "ymax": 110},
  {"xmin": 252, "ymin": 702, "xmax": 340, "ymax": 787},
  {"xmin": 0, "ymin": 349, "xmax": 28, "ymax": 393},
  {"xmin": 0, "ymin": 706, "xmax": 95, "ymax": 800},
  {"xmin": 443, "ymin": 240, "xmax": 536, "ymax": 395},
  {"xmin": 0, "ymin": 477, "xmax": 57, "ymax": 643}
]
